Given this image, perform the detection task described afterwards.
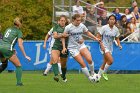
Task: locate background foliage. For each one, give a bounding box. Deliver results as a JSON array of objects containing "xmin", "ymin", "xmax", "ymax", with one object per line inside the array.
[{"xmin": 0, "ymin": 0, "xmax": 139, "ymax": 40}]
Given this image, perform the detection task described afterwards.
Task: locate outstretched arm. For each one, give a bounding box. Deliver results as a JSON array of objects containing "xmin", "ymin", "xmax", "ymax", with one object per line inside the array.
[{"xmin": 18, "ymin": 38, "xmax": 31, "ymax": 61}]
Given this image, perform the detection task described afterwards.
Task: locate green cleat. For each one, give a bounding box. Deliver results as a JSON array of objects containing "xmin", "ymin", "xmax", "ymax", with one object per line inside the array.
[
  {"xmin": 103, "ymin": 73, "xmax": 108, "ymax": 81},
  {"xmin": 53, "ymin": 76, "xmax": 59, "ymax": 82}
]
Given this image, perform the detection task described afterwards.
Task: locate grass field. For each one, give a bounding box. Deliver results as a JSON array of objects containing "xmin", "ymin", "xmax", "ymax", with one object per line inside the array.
[{"xmin": 0, "ymin": 71, "xmax": 140, "ymax": 93}]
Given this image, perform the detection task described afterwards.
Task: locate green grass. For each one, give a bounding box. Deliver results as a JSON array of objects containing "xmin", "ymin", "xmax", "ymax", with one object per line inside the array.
[{"xmin": 0, "ymin": 71, "xmax": 140, "ymax": 93}]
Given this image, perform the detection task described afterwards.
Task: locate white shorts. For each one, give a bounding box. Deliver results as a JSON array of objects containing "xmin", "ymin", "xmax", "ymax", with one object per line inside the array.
[
  {"xmin": 69, "ymin": 43, "xmax": 87, "ymax": 57},
  {"xmin": 100, "ymin": 47, "xmax": 112, "ymax": 54}
]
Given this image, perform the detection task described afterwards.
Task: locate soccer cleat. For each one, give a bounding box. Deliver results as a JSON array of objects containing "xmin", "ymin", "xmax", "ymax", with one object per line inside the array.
[
  {"xmin": 16, "ymin": 83, "xmax": 24, "ymax": 86},
  {"xmin": 62, "ymin": 78, "xmax": 67, "ymax": 83},
  {"xmin": 103, "ymin": 73, "xmax": 108, "ymax": 81},
  {"xmin": 53, "ymin": 76, "xmax": 59, "ymax": 82},
  {"xmin": 43, "ymin": 73, "xmax": 47, "ymax": 76}
]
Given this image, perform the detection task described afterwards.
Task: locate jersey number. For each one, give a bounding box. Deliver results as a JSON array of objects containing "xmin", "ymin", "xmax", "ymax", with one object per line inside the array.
[{"xmin": 4, "ymin": 29, "xmax": 11, "ymax": 38}]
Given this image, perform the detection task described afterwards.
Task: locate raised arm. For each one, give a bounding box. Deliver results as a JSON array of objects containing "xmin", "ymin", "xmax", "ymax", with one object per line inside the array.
[{"xmin": 18, "ymin": 38, "xmax": 31, "ymax": 61}]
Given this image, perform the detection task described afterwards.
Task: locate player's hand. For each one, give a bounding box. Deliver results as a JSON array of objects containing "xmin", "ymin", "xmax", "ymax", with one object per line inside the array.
[
  {"xmin": 119, "ymin": 45, "xmax": 122, "ymax": 50},
  {"xmin": 25, "ymin": 56, "xmax": 31, "ymax": 61},
  {"xmin": 43, "ymin": 44, "xmax": 46, "ymax": 49},
  {"xmin": 61, "ymin": 48, "xmax": 67, "ymax": 54},
  {"xmin": 62, "ymin": 33, "xmax": 69, "ymax": 38}
]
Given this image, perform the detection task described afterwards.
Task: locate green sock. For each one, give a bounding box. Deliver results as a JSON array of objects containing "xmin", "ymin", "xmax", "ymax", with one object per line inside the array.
[
  {"xmin": 61, "ymin": 68, "xmax": 67, "ymax": 79},
  {"xmin": 52, "ymin": 63, "xmax": 59, "ymax": 76},
  {"xmin": 15, "ymin": 66, "xmax": 22, "ymax": 84}
]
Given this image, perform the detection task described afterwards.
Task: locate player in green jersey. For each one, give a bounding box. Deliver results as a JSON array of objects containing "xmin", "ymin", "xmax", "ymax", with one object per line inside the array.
[
  {"xmin": 51, "ymin": 15, "xmax": 69, "ymax": 82},
  {"xmin": 0, "ymin": 17, "xmax": 31, "ymax": 86}
]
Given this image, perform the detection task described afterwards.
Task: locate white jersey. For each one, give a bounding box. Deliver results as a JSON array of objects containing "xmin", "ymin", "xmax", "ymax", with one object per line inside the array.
[
  {"xmin": 98, "ymin": 24, "xmax": 120, "ymax": 53},
  {"xmin": 64, "ymin": 23, "xmax": 88, "ymax": 49},
  {"xmin": 48, "ymin": 28, "xmax": 55, "ymax": 54}
]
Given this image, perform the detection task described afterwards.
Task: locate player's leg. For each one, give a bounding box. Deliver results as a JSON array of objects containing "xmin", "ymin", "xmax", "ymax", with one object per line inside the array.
[
  {"xmin": 80, "ymin": 47, "xmax": 95, "ymax": 75},
  {"xmin": 43, "ymin": 60, "xmax": 53, "ymax": 76},
  {"xmin": 9, "ymin": 54, "xmax": 23, "ymax": 86},
  {"xmin": 60, "ymin": 57, "xmax": 68, "ymax": 82},
  {"xmin": 74, "ymin": 54, "xmax": 91, "ymax": 79},
  {"xmin": 0, "ymin": 52, "xmax": 8, "ymax": 73},
  {"xmin": 51, "ymin": 50, "xmax": 60, "ymax": 82},
  {"xmin": 98, "ymin": 56, "xmax": 106, "ymax": 75},
  {"xmin": 0, "ymin": 58, "xmax": 8, "ymax": 73},
  {"xmin": 58, "ymin": 57, "xmax": 62, "ymax": 75},
  {"xmin": 102, "ymin": 52, "xmax": 113, "ymax": 81}
]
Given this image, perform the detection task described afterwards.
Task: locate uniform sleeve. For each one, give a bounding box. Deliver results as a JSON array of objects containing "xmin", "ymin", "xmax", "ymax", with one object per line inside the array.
[
  {"xmin": 98, "ymin": 26, "xmax": 105, "ymax": 35},
  {"xmin": 83, "ymin": 24, "xmax": 88, "ymax": 33},
  {"xmin": 48, "ymin": 28, "xmax": 53, "ymax": 35},
  {"xmin": 64, "ymin": 25, "xmax": 70, "ymax": 33},
  {"xmin": 18, "ymin": 30, "xmax": 23, "ymax": 38}
]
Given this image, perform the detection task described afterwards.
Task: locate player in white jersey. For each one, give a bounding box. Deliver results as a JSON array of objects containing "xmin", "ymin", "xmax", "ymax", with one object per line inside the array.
[
  {"xmin": 61, "ymin": 14, "xmax": 100, "ymax": 81},
  {"xmin": 97, "ymin": 15, "xmax": 122, "ymax": 81},
  {"xmin": 43, "ymin": 27, "xmax": 62, "ymax": 76}
]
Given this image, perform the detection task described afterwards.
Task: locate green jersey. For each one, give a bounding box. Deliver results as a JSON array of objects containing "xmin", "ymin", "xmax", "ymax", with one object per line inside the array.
[
  {"xmin": 0, "ymin": 26, "xmax": 23, "ymax": 51},
  {"xmin": 52, "ymin": 24, "xmax": 65, "ymax": 50}
]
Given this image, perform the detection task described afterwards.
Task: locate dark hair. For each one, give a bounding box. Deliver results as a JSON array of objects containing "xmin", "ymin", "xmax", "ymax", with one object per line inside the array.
[
  {"xmin": 58, "ymin": 15, "xmax": 67, "ymax": 20},
  {"xmin": 108, "ymin": 15, "xmax": 117, "ymax": 23},
  {"xmin": 120, "ymin": 15, "xmax": 126, "ymax": 21},
  {"xmin": 108, "ymin": 15, "xmax": 116, "ymax": 21},
  {"xmin": 72, "ymin": 14, "xmax": 81, "ymax": 20}
]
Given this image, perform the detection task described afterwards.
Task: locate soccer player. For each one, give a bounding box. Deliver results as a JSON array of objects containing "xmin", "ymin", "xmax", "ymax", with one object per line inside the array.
[
  {"xmin": 43, "ymin": 27, "xmax": 62, "ymax": 76},
  {"xmin": 51, "ymin": 15, "xmax": 68, "ymax": 82},
  {"xmin": 97, "ymin": 15, "xmax": 122, "ymax": 81},
  {"xmin": 0, "ymin": 17, "xmax": 31, "ymax": 86},
  {"xmin": 62, "ymin": 14, "xmax": 100, "ymax": 81}
]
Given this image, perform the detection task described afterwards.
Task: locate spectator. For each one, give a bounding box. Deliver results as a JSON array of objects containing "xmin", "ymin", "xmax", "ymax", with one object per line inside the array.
[
  {"xmin": 118, "ymin": 15, "xmax": 128, "ymax": 34},
  {"xmin": 119, "ymin": 22, "xmax": 131, "ymax": 41},
  {"xmin": 131, "ymin": 6, "xmax": 140, "ymax": 23},
  {"xmin": 98, "ymin": 11, "xmax": 108, "ymax": 26},
  {"xmin": 129, "ymin": 17, "xmax": 139, "ymax": 41},
  {"xmin": 112, "ymin": 8, "xmax": 122, "ymax": 21},
  {"xmin": 85, "ymin": 8, "xmax": 97, "ymax": 34},
  {"xmin": 124, "ymin": 8, "xmax": 132, "ymax": 21},
  {"xmin": 97, "ymin": 2, "xmax": 107, "ymax": 17},
  {"xmin": 72, "ymin": 0, "xmax": 84, "ymax": 15},
  {"xmin": 129, "ymin": 0, "xmax": 140, "ymax": 13},
  {"xmin": 83, "ymin": 1, "xmax": 91, "ymax": 15}
]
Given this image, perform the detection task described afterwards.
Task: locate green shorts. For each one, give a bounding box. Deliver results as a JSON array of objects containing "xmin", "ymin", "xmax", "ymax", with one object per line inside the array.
[
  {"xmin": 0, "ymin": 47, "xmax": 14, "ymax": 59},
  {"xmin": 52, "ymin": 46, "xmax": 68, "ymax": 58}
]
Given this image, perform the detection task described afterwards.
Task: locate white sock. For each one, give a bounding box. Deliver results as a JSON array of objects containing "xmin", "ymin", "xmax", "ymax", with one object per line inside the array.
[
  {"xmin": 88, "ymin": 62, "xmax": 95, "ymax": 75},
  {"xmin": 44, "ymin": 63, "xmax": 52, "ymax": 74},
  {"xmin": 81, "ymin": 67, "xmax": 90, "ymax": 78},
  {"xmin": 98, "ymin": 68, "xmax": 104, "ymax": 76},
  {"xmin": 58, "ymin": 63, "xmax": 62, "ymax": 74},
  {"xmin": 104, "ymin": 63, "xmax": 110, "ymax": 73}
]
